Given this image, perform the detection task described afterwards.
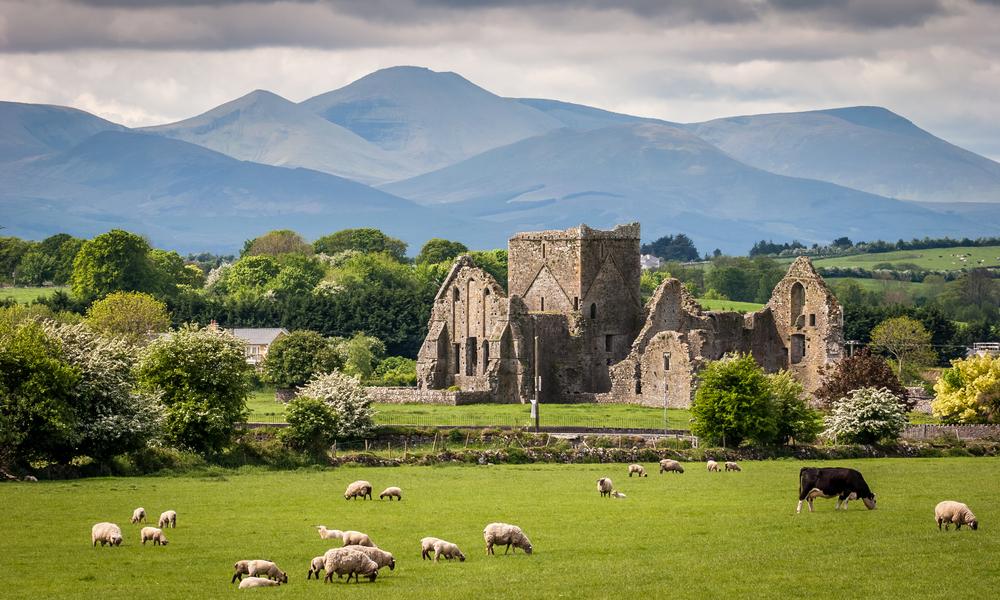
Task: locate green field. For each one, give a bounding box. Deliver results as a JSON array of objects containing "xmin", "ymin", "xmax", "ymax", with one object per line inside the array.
[
  {"xmin": 694, "ymin": 297, "xmax": 765, "ymax": 312},
  {"xmin": 812, "ymin": 246, "xmax": 1000, "ymax": 271},
  {"xmin": 2, "ymin": 458, "xmax": 996, "ymax": 599},
  {"xmin": 0, "ymin": 286, "xmax": 66, "ymax": 303}
]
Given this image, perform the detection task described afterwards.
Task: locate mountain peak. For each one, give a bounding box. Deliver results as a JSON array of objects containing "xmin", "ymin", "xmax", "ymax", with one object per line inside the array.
[{"xmin": 814, "ymin": 105, "xmax": 921, "ymax": 136}]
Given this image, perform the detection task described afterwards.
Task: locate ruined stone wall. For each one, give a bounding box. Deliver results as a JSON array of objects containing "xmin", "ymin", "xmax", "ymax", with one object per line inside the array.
[
  {"xmin": 367, "ymin": 387, "xmax": 495, "ymax": 405},
  {"xmin": 508, "ymin": 229, "xmax": 582, "ymax": 308}
]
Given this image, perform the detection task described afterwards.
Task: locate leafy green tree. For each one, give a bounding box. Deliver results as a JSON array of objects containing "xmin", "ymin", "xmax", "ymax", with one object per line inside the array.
[
  {"xmin": 70, "ymin": 229, "xmax": 156, "ymax": 301},
  {"xmin": 16, "ymin": 249, "xmax": 56, "ymax": 285},
  {"xmin": 297, "ymin": 371, "xmax": 374, "ymax": 439},
  {"xmin": 823, "ymin": 387, "xmax": 907, "ymax": 444},
  {"xmin": 246, "ymin": 230, "xmax": 312, "ymax": 257},
  {"xmin": 267, "ymin": 254, "xmax": 325, "ymax": 299},
  {"xmin": 279, "ymin": 397, "xmax": 339, "ymax": 455},
  {"xmin": 218, "ymin": 255, "xmax": 280, "ymax": 297},
  {"xmin": 336, "ymin": 332, "xmax": 386, "ymax": 381},
  {"xmin": 313, "ymin": 228, "xmax": 408, "ymax": 261},
  {"xmin": 691, "ymin": 354, "xmax": 777, "ymax": 446},
  {"xmin": 137, "ymin": 325, "xmax": 251, "ymax": 455},
  {"xmin": 373, "ymin": 356, "xmax": 417, "ymax": 387},
  {"xmin": 0, "ymin": 237, "xmax": 33, "ymax": 285},
  {"xmin": 262, "ymin": 330, "xmax": 342, "ymax": 390},
  {"xmin": 641, "ymin": 233, "xmax": 699, "ymax": 262},
  {"xmin": 870, "ymin": 316, "xmax": 937, "ymax": 381},
  {"xmin": 932, "ymin": 354, "xmax": 1000, "ymax": 423},
  {"xmin": 85, "ymin": 291, "xmax": 171, "ymax": 343},
  {"xmin": 148, "ymin": 249, "xmax": 190, "ymax": 298},
  {"xmin": 47, "ymin": 235, "xmax": 85, "ymax": 286},
  {"xmin": 417, "ymin": 238, "xmax": 469, "ymax": 265},
  {"xmin": 815, "ymin": 349, "xmax": 908, "ymax": 410},
  {"xmin": 768, "ymin": 370, "xmax": 822, "ymax": 443},
  {"xmin": 469, "ymin": 250, "xmax": 508, "ymax": 289}
]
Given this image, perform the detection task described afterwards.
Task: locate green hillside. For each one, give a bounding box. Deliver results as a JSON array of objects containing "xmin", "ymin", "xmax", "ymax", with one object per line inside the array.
[{"xmin": 812, "ymin": 245, "xmax": 1000, "ymax": 271}]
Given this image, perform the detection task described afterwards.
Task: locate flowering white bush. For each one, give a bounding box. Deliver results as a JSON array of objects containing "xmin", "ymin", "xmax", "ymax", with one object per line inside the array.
[
  {"xmin": 297, "ymin": 371, "xmax": 374, "ymax": 439},
  {"xmin": 823, "ymin": 386, "xmax": 907, "ymax": 444}
]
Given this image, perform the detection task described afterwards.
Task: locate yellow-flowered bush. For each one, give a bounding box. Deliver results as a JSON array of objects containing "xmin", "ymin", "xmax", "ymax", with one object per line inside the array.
[{"xmin": 932, "ymin": 355, "xmax": 1000, "ymax": 423}]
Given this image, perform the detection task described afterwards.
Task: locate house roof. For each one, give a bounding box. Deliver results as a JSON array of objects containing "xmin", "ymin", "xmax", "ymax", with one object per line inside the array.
[{"xmin": 227, "ymin": 328, "xmax": 288, "ymax": 345}]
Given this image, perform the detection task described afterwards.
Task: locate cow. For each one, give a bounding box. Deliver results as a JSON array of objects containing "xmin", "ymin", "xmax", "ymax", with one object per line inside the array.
[{"xmin": 797, "ymin": 467, "xmax": 876, "ymax": 513}]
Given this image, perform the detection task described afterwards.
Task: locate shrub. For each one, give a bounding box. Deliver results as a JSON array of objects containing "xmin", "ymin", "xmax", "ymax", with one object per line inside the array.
[
  {"xmin": 85, "ymin": 291, "xmax": 171, "ymax": 343},
  {"xmin": 932, "ymin": 354, "xmax": 1000, "ymax": 423},
  {"xmin": 823, "ymin": 387, "xmax": 908, "ymax": 444},
  {"xmin": 691, "ymin": 353, "xmax": 777, "ymax": 446},
  {"xmin": 261, "ymin": 330, "xmax": 341, "ymax": 390},
  {"xmin": 768, "ymin": 370, "xmax": 822, "ymax": 444},
  {"xmin": 297, "ymin": 371, "xmax": 374, "ymax": 439},
  {"xmin": 815, "ymin": 349, "xmax": 909, "ymax": 410},
  {"xmin": 279, "ymin": 397, "xmax": 339, "ymax": 455}
]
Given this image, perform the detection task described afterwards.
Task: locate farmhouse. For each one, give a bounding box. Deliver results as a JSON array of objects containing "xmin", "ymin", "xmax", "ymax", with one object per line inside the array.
[
  {"xmin": 412, "ymin": 223, "xmax": 842, "ymax": 407},
  {"xmin": 228, "ymin": 327, "xmax": 288, "ymax": 367}
]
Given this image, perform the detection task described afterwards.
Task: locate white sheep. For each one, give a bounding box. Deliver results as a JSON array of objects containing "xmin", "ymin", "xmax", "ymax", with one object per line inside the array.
[
  {"xmin": 342, "ymin": 545, "xmax": 396, "ymax": 571},
  {"xmin": 130, "ymin": 507, "xmax": 146, "ymax": 524},
  {"xmin": 140, "ymin": 526, "xmax": 168, "ymax": 546},
  {"xmin": 612, "ymin": 491, "xmax": 627, "ymax": 499},
  {"xmin": 379, "ymin": 486, "xmax": 402, "ymax": 500},
  {"xmin": 597, "ymin": 477, "xmax": 613, "ymax": 498},
  {"xmin": 659, "ymin": 459, "xmax": 684, "ymax": 474},
  {"xmin": 706, "ymin": 460, "xmax": 720, "ymax": 472},
  {"xmin": 420, "ymin": 536, "xmax": 443, "ymax": 560},
  {"xmin": 315, "ymin": 526, "xmax": 374, "ymax": 547},
  {"xmin": 421, "ymin": 538, "xmax": 465, "ymax": 562},
  {"xmin": 344, "ymin": 480, "xmax": 373, "ymax": 500},
  {"xmin": 935, "ymin": 501, "xmax": 979, "ymax": 531},
  {"xmin": 238, "ymin": 577, "xmax": 280, "ymax": 589},
  {"xmin": 725, "ymin": 461, "xmax": 741, "ymax": 472},
  {"xmin": 158, "ymin": 510, "xmax": 177, "ymax": 528},
  {"xmin": 22, "ymin": 475, "xmax": 38, "ymax": 482},
  {"xmin": 307, "ymin": 556, "xmax": 326, "ymax": 580},
  {"xmin": 483, "ymin": 522, "xmax": 533, "ymax": 555},
  {"xmin": 231, "ymin": 560, "xmax": 288, "ymax": 584},
  {"xmin": 91, "ymin": 522, "xmax": 123, "ymax": 547},
  {"xmin": 627, "ymin": 464, "xmax": 647, "ymax": 477},
  {"xmin": 323, "ymin": 548, "xmax": 379, "ymax": 583}
]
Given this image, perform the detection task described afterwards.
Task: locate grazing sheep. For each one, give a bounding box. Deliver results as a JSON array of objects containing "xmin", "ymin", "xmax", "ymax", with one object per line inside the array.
[
  {"xmin": 343, "ymin": 545, "xmax": 396, "ymax": 571},
  {"xmin": 158, "ymin": 510, "xmax": 177, "ymax": 528},
  {"xmin": 421, "ymin": 537, "xmax": 443, "ymax": 560},
  {"xmin": 323, "ymin": 548, "xmax": 379, "ymax": 583},
  {"xmin": 379, "ymin": 486, "xmax": 402, "ymax": 501},
  {"xmin": 344, "ymin": 480, "xmax": 373, "ymax": 500},
  {"xmin": 935, "ymin": 501, "xmax": 979, "ymax": 531},
  {"xmin": 316, "ymin": 525, "xmax": 340, "ymax": 540},
  {"xmin": 22, "ymin": 475, "xmax": 38, "ymax": 482},
  {"xmin": 307, "ymin": 556, "xmax": 326, "ymax": 580},
  {"xmin": 659, "ymin": 459, "xmax": 684, "ymax": 474},
  {"xmin": 597, "ymin": 477, "xmax": 613, "ymax": 498},
  {"xmin": 91, "ymin": 522, "xmax": 123, "ymax": 547},
  {"xmin": 725, "ymin": 461, "xmax": 741, "ymax": 472},
  {"xmin": 130, "ymin": 507, "xmax": 146, "ymax": 524},
  {"xmin": 232, "ymin": 560, "xmax": 251, "ymax": 583},
  {"xmin": 420, "ymin": 538, "xmax": 465, "ymax": 562},
  {"xmin": 232, "ymin": 560, "xmax": 288, "ymax": 584},
  {"xmin": 627, "ymin": 464, "xmax": 647, "ymax": 478},
  {"xmin": 483, "ymin": 522, "xmax": 533, "ymax": 555},
  {"xmin": 316, "ymin": 527, "xmax": 375, "ymax": 547},
  {"xmin": 706, "ymin": 460, "xmax": 720, "ymax": 472},
  {"xmin": 612, "ymin": 491, "xmax": 627, "ymax": 499},
  {"xmin": 140, "ymin": 527, "xmax": 168, "ymax": 546},
  {"xmin": 238, "ymin": 577, "xmax": 280, "ymax": 589}
]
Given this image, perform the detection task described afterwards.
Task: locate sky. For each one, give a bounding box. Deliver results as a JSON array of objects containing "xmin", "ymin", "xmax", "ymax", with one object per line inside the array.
[{"xmin": 2, "ymin": 0, "xmax": 999, "ymax": 160}]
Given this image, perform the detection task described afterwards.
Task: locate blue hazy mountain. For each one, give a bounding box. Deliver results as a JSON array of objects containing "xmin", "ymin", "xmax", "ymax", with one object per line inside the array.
[
  {"xmin": 515, "ymin": 98, "xmax": 673, "ymax": 130},
  {"xmin": 688, "ymin": 107, "xmax": 1000, "ymax": 204},
  {"xmin": 0, "ymin": 101, "xmax": 124, "ymax": 162}
]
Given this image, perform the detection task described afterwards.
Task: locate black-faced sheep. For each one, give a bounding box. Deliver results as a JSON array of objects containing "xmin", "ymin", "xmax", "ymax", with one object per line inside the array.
[
  {"xmin": 344, "ymin": 480, "xmax": 373, "ymax": 500},
  {"xmin": 231, "ymin": 560, "xmax": 288, "ymax": 584},
  {"xmin": 91, "ymin": 522, "xmax": 123, "ymax": 547},
  {"xmin": 379, "ymin": 486, "xmax": 402, "ymax": 500},
  {"xmin": 597, "ymin": 477, "xmax": 613, "ymax": 498},
  {"xmin": 342, "ymin": 545, "xmax": 396, "ymax": 571},
  {"xmin": 935, "ymin": 501, "xmax": 978, "ymax": 531},
  {"xmin": 659, "ymin": 459, "xmax": 684, "ymax": 474},
  {"xmin": 140, "ymin": 526, "xmax": 168, "ymax": 546},
  {"xmin": 323, "ymin": 548, "xmax": 379, "ymax": 583},
  {"xmin": 725, "ymin": 461, "xmax": 741, "ymax": 472},
  {"xmin": 307, "ymin": 556, "xmax": 325, "ymax": 580},
  {"xmin": 483, "ymin": 522, "xmax": 532, "ymax": 555}
]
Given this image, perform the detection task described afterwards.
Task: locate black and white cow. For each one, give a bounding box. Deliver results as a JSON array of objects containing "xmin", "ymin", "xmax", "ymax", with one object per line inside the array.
[{"xmin": 797, "ymin": 467, "xmax": 876, "ymax": 513}]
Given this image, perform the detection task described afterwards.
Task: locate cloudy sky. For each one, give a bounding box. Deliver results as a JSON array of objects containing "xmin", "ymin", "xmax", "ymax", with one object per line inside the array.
[{"xmin": 2, "ymin": 0, "xmax": 999, "ymax": 159}]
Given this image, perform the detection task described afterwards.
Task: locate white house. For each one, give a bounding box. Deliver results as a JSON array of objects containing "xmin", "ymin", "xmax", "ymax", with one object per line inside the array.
[{"xmin": 228, "ymin": 328, "xmax": 289, "ymax": 367}]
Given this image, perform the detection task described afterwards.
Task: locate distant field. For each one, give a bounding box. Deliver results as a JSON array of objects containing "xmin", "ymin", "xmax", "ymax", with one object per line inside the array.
[
  {"xmin": 827, "ymin": 277, "xmax": 933, "ymax": 295},
  {"xmin": 0, "ymin": 286, "xmax": 66, "ymax": 303},
  {"xmin": 812, "ymin": 246, "xmax": 1000, "ymax": 271},
  {"xmin": 694, "ymin": 298, "xmax": 764, "ymax": 312}
]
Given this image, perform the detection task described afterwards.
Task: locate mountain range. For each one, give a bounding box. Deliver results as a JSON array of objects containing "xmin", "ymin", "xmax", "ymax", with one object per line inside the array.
[{"xmin": 2, "ymin": 65, "xmax": 999, "ymax": 254}]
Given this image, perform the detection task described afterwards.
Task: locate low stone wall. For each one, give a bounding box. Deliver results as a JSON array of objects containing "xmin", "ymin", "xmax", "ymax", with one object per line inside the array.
[
  {"xmin": 366, "ymin": 387, "xmax": 495, "ymax": 405},
  {"xmin": 902, "ymin": 424, "xmax": 1000, "ymax": 441}
]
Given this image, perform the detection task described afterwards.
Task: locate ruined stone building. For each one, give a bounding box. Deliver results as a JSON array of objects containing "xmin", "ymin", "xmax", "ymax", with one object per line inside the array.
[{"xmin": 414, "ymin": 223, "xmax": 843, "ymax": 407}]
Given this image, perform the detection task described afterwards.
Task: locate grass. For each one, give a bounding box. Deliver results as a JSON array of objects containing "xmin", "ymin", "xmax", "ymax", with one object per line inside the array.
[
  {"xmin": 2, "ymin": 458, "xmax": 997, "ymax": 599},
  {"xmin": 811, "ymin": 245, "xmax": 1000, "ymax": 271},
  {"xmin": 694, "ymin": 297, "xmax": 765, "ymax": 312},
  {"xmin": 827, "ymin": 277, "xmax": 933, "ymax": 294},
  {"xmin": 0, "ymin": 285, "xmax": 66, "ymax": 303}
]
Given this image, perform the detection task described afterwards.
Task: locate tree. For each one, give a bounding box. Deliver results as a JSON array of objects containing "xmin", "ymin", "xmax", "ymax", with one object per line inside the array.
[
  {"xmin": 832, "ymin": 237, "xmax": 853, "ymax": 248},
  {"xmin": 137, "ymin": 325, "xmax": 251, "ymax": 455},
  {"xmin": 16, "ymin": 250, "xmax": 57, "ymax": 285},
  {"xmin": 690, "ymin": 354, "xmax": 777, "ymax": 446},
  {"xmin": 823, "ymin": 387, "xmax": 907, "ymax": 444},
  {"xmin": 70, "ymin": 229, "xmax": 156, "ymax": 301},
  {"xmin": 768, "ymin": 370, "xmax": 822, "ymax": 444},
  {"xmin": 0, "ymin": 237, "xmax": 32, "ymax": 284},
  {"xmin": 246, "ymin": 230, "xmax": 312, "ymax": 257},
  {"xmin": 932, "ymin": 355, "xmax": 1000, "ymax": 423},
  {"xmin": 814, "ymin": 349, "xmax": 909, "ymax": 410},
  {"xmin": 416, "ymin": 238, "xmax": 469, "ymax": 265},
  {"xmin": 85, "ymin": 292, "xmax": 171, "ymax": 343},
  {"xmin": 297, "ymin": 371, "xmax": 374, "ymax": 439},
  {"xmin": 279, "ymin": 397, "xmax": 339, "ymax": 456},
  {"xmin": 641, "ymin": 233, "xmax": 699, "ymax": 262},
  {"xmin": 336, "ymin": 332, "xmax": 386, "ymax": 381},
  {"xmin": 870, "ymin": 316, "xmax": 937, "ymax": 381},
  {"xmin": 218, "ymin": 255, "xmax": 280, "ymax": 297},
  {"xmin": 261, "ymin": 330, "xmax": 342, "ymax": 391},
  {"xmin": 314, "ymin": 228, "xmax": 408, "ymax": 261},
  {"xmin": 373, "ymin": 356, "xmax": 417, "ymax": 387}
]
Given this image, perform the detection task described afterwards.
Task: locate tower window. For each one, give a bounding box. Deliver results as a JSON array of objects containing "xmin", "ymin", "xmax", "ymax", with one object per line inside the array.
[
  {"xmin": 542, "ymin": 242, "xmax": 546, "ymax": 258},
  {"xmin": 453, "ymin": 288, "xmax": 459, "ymax": 301},
  {"xmin": 809, "ymin": 314, "xmax": 816, "ymax": 327},
  {"xmin": 540, "ymin": 297, "xmax": 545, "ymax": 311},
  {"xmin": 663, "ymin": 352, "xmax": 670, "ymax": 371},
  {"xmin": 590, "ymin": 303, "xmax": 597, "ymax": 319},
  {"xmin": 605, "ymin": 335, "xmax": 613, "ymax": 352},
  {"xmin": 573, "ymin": 297, "xmax": 579, "ymax": 311}
]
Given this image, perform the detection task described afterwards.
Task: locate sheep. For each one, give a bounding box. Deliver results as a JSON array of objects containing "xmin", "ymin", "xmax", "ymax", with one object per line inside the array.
[
  {"xmin": 659, "ymin": 459, "xmax": 684, "ymax": 474},
  {"xmin": 344, "ymin": 480, "xmax": 373, "ymax": 500},
  {"xmin": 706, "ymin": 460, "xmax": 720, "ymax": 472},
  {"xmin": 483, "ymin": 522, "xmax": 533, "ymax": 555},
  {"xmin": 307, "ymin": 556, "xmax": 326, "ymax": 580},
  {"xmin": 315, "ymin": 526, "xmax": 375, "ymax": 547},
  {"xmin": 597, "ymin": 477, "xmax": 613, "ymax": 498},
  {"xmin": 323, "ymin": 548, "xmax": 379, "ymax": 583},
  {"xmin": 935, "ymin": 501, "xmax": 979, "ymax": 531},
  {"xmin": 130, "ymin": 507, "xmax": 147, "ymax": 524},
  {"xmin": 420, "ymin": 538, "xmax": 465, "ymax": 562},
  {"xmin": 379, "ymin": 486, "xmax": 402, "ymax": 500},
  {"xmin": 725, "ymin": 461, "xmax": 741, "ymax": 472},
  {"xmin": 627, "ymin": 464, "xmax": 647, "ymax": 477},
  {"xmin": 238, "ymin": 577, "xmax": 280, "ymax": 589},
  {"xmin": 421, "ymin": 536, "xmax": 443, "ymax": 560},
  {"xmin": 611, "ymin": 491, "xmax": 627, "ymax": 499},
  {"xmin": 140, "ymin": 526, "xmax": 168, "ymax": 546},
  {"xmin": 342, "ymin": 545, "xmax": 396, "ymax": 571},
  {"xmin": 158, "ymin": 510, "xmax": 177, "ymax": 528},
  {"xmin": 232, "ymin": 560, "xmax": 288, "ymax": 584},
  {"xmin": 22, "ymin": 475, "xmax": 38, "ymax": 482},
  {"xmin": 91, "ymin": 522, "xmax": 123, "ymax": 547}
]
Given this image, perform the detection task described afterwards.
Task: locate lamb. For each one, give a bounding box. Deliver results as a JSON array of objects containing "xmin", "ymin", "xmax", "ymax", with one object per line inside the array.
[
  {"xmin": 420, "ymin": 538, "xmax": 465, "ymax": 562},
  {"xmin": 627, "ymin": 464, "xmax": 647, "ymax": 477},
  {"xmin": 91, "ymin": 522, "xmax": 123, "ymax": 547},
  {"xmin": 158, "ymin": 510, "xmax": 177, "ymax": 528},
  {"xmin": 611, "ymin": 491, "xmax": 627, "ymax": 499},
  {"xmin": 706, "ymin": 460, "xmax": 720, "ymax": 472},
  {"xmin": 935, "ymin": 501, "xmax": 979, "ymax": 531},
  {"xmin": 725, "ymin": 461, "xmax": 741, "ymax": 472},
  {"xmin": 483, "ymin": 522, "xmax": 533, "ymax": 555},
  {"xmin": 597, "ymin": 477, "xmax": 613, "ymax": 498},
  {"xmin": 659, "ymin": 459, "xmax": 684, "ymax": 474},
  {"xmin": 231, "ymin": 560, "xmax": 288, "ymax": 584},
  {"xmin": 379, "ymin": 486, "xmax": 402, "ymax": 501},
  {"xmin": 421, "ymin": 536, "xmax": 443, "ymax": 560},
  {"xmin": 315, "ymin": 526, "xmax": 375, "ymax": 547},
  {"xmin": 342, "ymin": 545, "xmax": 396, "ymax": 570},
  {"xmin": 130, "ymin": 507, "xmax": 147, "ymax": 524},
  {"xmin": 323, "ymin": 548, "xmax": 379, "ymax": 583},
  {"xmin": 140, "ymin": 526, "xmax": 168, "ymax": 546},
  {"xmin": 238, "ymin": 577, "xmax": 280, "ymax": 589},
  {"xmin": 307, "ymin": 556, "xmax": 326, "ymax": 580},
  {"xmin": 344, "ymin": 480, "xmax": 373, "ymax": 500}
]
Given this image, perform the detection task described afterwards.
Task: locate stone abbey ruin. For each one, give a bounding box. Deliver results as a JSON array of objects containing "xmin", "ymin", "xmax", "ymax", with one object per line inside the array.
[{"xmin": 407, "ymin": 223, "xmax": 843, "ymax": 407}]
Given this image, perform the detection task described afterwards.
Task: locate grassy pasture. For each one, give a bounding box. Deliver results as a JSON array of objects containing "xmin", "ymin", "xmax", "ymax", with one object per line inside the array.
[
  {"xmin": 0, "ymin": 286, "xmax": 66, "ymax": 303},
  {"xmin": 811, "ymin": 245, "xmax": 1000, "ymax": 271},
  {"xmin": 2, "ymin": 458, "xmax": 996, "ymax": 599},
  {"xmin": 694, "ymin": 297, "xmax": 765, "ymax": 312}
]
